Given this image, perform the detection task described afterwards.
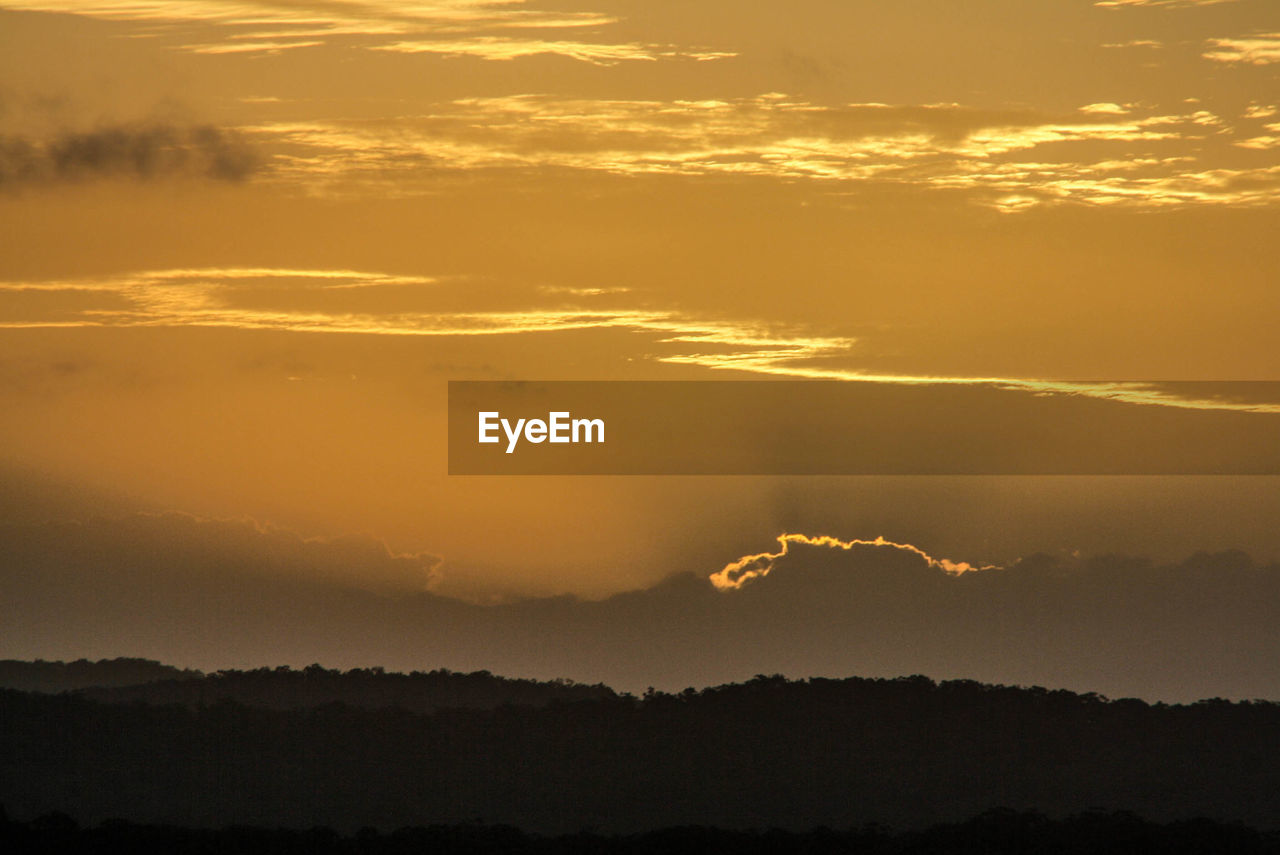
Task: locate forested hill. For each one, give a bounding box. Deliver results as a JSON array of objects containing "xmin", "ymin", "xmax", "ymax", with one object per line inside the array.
[
  {"xmin": 80, "ymin": 664, "xmax": 616, "ymax": 712},
  {"xmin": 2, "ymin": 673, "xmax": 1278, "ymax": 834},
  {"xmin": 0, "ymin": 658, "xmax": 200, "ymax": 693},
  {"xmin": 0, "ymin": 659, "xmax": 615, "ymax": 712}
]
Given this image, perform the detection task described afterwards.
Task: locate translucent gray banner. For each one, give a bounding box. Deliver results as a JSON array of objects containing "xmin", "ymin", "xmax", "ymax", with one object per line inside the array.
[{"xmin": 448, "ymin": 380, "xmax": 1280, "ymax": 475}]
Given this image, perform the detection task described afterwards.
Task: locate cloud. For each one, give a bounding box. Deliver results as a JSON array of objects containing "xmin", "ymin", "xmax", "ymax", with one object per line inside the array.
[
  {"xmin": 1235, "ymin": 135, "xmax": 1280, "ymax": 149},
  {"xmin": 0, "ymin": 0, "xmax": 735, "ymax": 63},
  {"xmin": 710, "ymin": 533, "xmax": 1002, "ymax": 590},
  {"xmin": 1202, "ymin": 33, "xmax": 1280, "ymax": 65},
  {"xmin": 370, "ymin": 37, "xmax": 735, "ymax": 65},
  {"xmin": 4, "ymin": 512, "xmax": 1279, "ymax": 702},
  {"xmin": 178, "ymin": 39, "xmax": 326, "ymax": 55},
  {"xmin": 0, "ymin": 511, "xmax": 442, "ymax": 594},
  {"xmin": 0, "ymin": 264, "xmax": 852, "ymax": 373},
  {"xmin": 1079, "ymin": 103, "xmax": 1131, "ymax": 115},
  {"xmin": 232, "ymin": 95, "xmax": 1277, "ymax": 210},
  {"xmin": 1, "ymin": 0, "xmax": 615, "ymax": 35},
  {"xmin": 1095, "ymin": 0, "xmax": 1241, "ymax": 8},
  {"xmin": 4, "ymin": 267, "xmax": 1279, "ymax": 415},
  {"xmin": 0, "ymin": 123, "xmax": 258, "ymax": 187}
]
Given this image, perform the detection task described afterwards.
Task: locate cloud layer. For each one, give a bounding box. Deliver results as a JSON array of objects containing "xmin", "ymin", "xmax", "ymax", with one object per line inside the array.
[
  {"xmin": 3, "ymin": 511, "xmax": 1279, "ymax": 702},
  {"xmin": 6, "ymin": 267, "xmax": 1279, "ymax": 416},
  {"xmin": 0, "ymin": 124, "xmax": 258, "ymax": 187},
  {"xmin": 233, "ymin": 95, "xmax": 1280, "ymax": 210},
  {"xmin": 2, "ymin": 0, "xmax": 732, "ymax": 63}
]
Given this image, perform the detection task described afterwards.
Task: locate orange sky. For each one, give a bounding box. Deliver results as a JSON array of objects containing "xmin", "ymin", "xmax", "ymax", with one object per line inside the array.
[{"xmin": 1, "ymin": 0, "xmax": 1278, "ymax": 600}]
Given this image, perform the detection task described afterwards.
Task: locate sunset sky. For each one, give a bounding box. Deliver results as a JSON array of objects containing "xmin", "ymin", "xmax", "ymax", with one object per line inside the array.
[{"xmin": 2, "ymin": 1, "xmax": 1279, "ymax": 692}]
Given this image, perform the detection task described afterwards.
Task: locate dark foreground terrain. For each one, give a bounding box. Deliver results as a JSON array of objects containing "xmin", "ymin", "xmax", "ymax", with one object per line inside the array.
[
  {"xmin": 4, "ymin": 810, "xmax": 1279, "ymax": 855},
  {"xmin": 2, "ymin": 662, "xmax": 1278, "ymax": 836}
]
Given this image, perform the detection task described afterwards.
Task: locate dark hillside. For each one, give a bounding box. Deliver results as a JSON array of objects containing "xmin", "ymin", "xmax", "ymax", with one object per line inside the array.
[
  {"xmin": 80, "ymin": 664, "xmax": 616, "ymax": 712},
  {"xmin": 0, "ymin": 658, "xmax": 200, "ymax": 693},
  {"xmin": 2, "ymin": 672, "xmax": 1277, "ymax": 833}
]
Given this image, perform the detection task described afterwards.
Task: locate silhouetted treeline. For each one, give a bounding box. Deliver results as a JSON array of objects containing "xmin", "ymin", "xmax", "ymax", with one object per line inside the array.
[
  {"xmin": 79, "ymin": 664, "xmax": 616, "ymax": 712},
  {"xmin": 0, "ymin": 658, "xmax": 200, "ymax": 693},
  {"xmin": 3, "ymin": 673, "xmax": 1279, "ymax": 833},
  {"xmin": 3, "ymin": 808, "xmax": 1278, "ymax": 855},
  {"xmin": 0, "ymin": 659, "xmax": 615, "ymax": 712}
]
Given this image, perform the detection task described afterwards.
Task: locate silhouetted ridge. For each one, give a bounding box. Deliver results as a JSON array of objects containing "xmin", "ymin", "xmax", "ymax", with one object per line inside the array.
[
  {"xmin": 0, "ymin": 658, "xmax": 201, "ymax": 693},
  {"xmin": 2, "ymin": 671, "xmax": 1278, "ymax": 833},
  {"xmin": 79, "ymin": 664, "xmax": 616, "ymax": 712}
]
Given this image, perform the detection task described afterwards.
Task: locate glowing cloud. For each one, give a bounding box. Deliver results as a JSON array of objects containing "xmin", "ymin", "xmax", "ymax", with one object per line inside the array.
[
  {"xmin": 1236, "ymin": 136, "xmax": 1280, "ymax": 149},
  {"xmin": 1203, "ymin": 34, "xmax": 1280, "ymax": 65},
  {"xmin": 1079, "ymin": 103, "xmax": 1130, "ymax": 115},
  {"xmin": 0, "ymin": 0, "xmax": 613, "ymax": 32},
  {"xmin": 710, "ymin": 533, "xmax": 1002, "ymax": 591},
  {"xmin": 370, "ymin": 37, "xmax": 734, "ymax": 65},
  {"xmin": 0, "ymin": 0, "xmax": 721, "ymax": 61},
  {"xmin": 1095, "ymin": 0, "xmax": 1240, "ymax": 7},
  {"xmin": 236, "ymin": 96, "xmax": 1275, "ymax": 210},
  {"xmin": 3, "ymin": 267, "xmax": 1279, "ymax": 414}
]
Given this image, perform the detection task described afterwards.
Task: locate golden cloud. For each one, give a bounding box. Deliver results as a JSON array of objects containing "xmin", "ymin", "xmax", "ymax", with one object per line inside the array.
[
  {"xmin": 710, "ymin": 533, "xmax": 1001, "ymax": 591},
  {"xmin": 233, "ymin": 96, "xmax": 1276, "ymax": 210},
  {"xmin": 4, "ymin": 267, "xmax": 1277, "ymax": 413}
]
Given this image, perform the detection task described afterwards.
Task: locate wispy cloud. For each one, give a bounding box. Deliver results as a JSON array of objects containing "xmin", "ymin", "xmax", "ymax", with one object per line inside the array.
[
  {"xmin": 1203, "ymin": 33, "xmax": 1280, "ymax": 65},
  {"xmin": 179, "ymin": 39, "xmax": 326, "ymax": 55},
  {"xmin": 0, "ymin": 0, "xmax": 736, "ymax": 62},
  {"xmin": 1101, "ymin": 39, "xmax": 1165, "ymax": 48},
  {"xmin": 0, "ymin": 0, "xmax": 613, "ymax": 32},
  {"xmin": 0, "ymin": 265, "xmax": 854, "ymax": 358},
  {"xmin": 1095, "ymin": 0, "xmax": 1241, "ymax": 8},
  {"xmin": 370, "ymin": 37, "xmax": 734, "ymax": 65},
  {"xmin": 239, "ymin": 95, "xmax": 1278, "ymax": 210},
  {"xmin": 4, "ymin": 267, "xmax": 1278, "ymax": 413},
  {"xmin": 1235, "ymin": 118, "xmax": 1280, "ymax": 149}
]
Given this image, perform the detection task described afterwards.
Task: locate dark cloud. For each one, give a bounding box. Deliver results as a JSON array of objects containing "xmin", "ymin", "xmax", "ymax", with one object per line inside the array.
[
  {"xmin": 0, "ymin": 123, "xmax": 259, "ymax": 188},
  {"xmin": 2, "ymin": 511, "xmax": 1278, "ymax": 703},
  {"xmin": 0, "ymin": 512, "xmax": 440, "ymax": 600}
]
